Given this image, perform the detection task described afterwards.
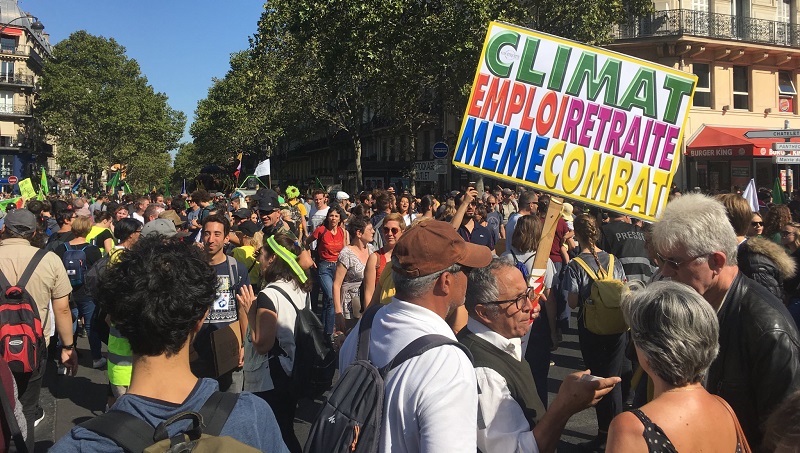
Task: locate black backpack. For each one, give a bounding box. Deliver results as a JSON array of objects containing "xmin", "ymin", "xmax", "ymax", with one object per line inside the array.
[
  {"xmin": 85, "ymin": 250, "xmax": 120, "ymax": 344},
  {"xmin": 303, "ymin": 304, "xmax": 473, "ymax": 453},
  {"xmin": 79, "ymin": 391, "xmax": 259, "ymax": 452},
  {"xmin": 63, "ymin": 244, "xmax": 89, "ymax": 287},
  {"xmin": 0, "ymin": 249, "xmax": 47, "ymax": 374},
  {"xmin": 269, "ymin": 286, "xmax": 336, "ymax": 400}
]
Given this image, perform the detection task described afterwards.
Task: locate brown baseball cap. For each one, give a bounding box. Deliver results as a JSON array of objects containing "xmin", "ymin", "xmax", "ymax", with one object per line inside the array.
[{"xmin": 393, "ymin": 220, "xmax": 492, "ymax": 277}]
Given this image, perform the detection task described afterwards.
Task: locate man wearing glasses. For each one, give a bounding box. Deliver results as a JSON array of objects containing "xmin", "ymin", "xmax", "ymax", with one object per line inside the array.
[
  {"xmin": 459, "ymin": 259, "xmax": 620, "ymax": 453},
  {"xmin": 651, "ymin": 193, "xmax": 800, "ymax": 447},
  {"xmin": 338, "ymin": 220, "xmax": 492, "ymax": 452}
]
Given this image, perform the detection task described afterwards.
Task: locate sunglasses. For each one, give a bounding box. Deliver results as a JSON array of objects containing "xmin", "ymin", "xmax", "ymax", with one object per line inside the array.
[
  {"xmin": 382, "ymin": 226, "xmax": 401, "ymax": 235},
  {"xmin": 260, "ymin": 209, "xmax": 277, "ymax": 216},
  {"xmin": 254, "ymin": 247, "xmax": 263, "ymax": 259},
  {"xmin": 751, "ymin": 221, "xmax": 763, "ymax": 227},
  {"xmin": 782, "ymin": 230, "xmax": 795, "ymax": 237},
  {"xmin": 655, "ymin": 252, "xmax": 707, "ymax": 270}
]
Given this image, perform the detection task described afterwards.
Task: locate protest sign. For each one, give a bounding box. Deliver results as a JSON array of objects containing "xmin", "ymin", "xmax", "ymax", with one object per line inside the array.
[
  {"xmin": 453, "ymin": 21, "xmax": 696, "ymax": 221},
  {"xmin": 18, "ymin": 178, "xmax": 36, "ymax": 200}
]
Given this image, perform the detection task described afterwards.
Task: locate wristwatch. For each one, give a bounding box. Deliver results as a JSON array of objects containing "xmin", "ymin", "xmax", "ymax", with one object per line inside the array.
[{"xmin": 62, "ymin": 343, "xmax": 76, "ymax": 350}]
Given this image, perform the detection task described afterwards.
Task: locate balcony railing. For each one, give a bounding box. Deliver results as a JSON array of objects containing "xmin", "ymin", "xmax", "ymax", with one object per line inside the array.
[
  {"xmin": 0, "ymin": 45, "xmax": 27, "ymax": 57},
  {"xmin": 616, "ymin": 9, "xmax": 800, "ymax": 48},
  {"xmin": 0, "ymin": 72, "xmax": 34, "ymax": 86},
  {"xmin": 0, "ymin": 104, "xmax": 30, "ymax": 115}
]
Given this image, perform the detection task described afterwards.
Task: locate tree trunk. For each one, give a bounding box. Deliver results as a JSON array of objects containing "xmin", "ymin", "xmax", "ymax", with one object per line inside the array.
[
  {"xmin": 352, "ymin": 133, "xmax": 362, "ymax": 193},
  {"xmin": 408, "ymin": 132, "xmax": 417, "ymax": 196}
]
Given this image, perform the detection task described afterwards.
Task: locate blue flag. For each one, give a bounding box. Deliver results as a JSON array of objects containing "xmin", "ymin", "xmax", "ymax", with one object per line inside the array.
[{"xmin": 71, "ymin": 175, "xmax": 82, "ymax": 194}]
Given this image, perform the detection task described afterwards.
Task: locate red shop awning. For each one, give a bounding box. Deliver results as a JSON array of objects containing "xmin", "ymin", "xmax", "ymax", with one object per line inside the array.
[{"xmin": 684, "ymin": 125, "xmax": 797, "ymax": 158}]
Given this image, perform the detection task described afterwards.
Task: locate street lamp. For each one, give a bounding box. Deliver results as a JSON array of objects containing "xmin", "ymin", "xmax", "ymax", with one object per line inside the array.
[{"xmin": 0, "ymin": 15, "xmax": 44, "ymax": 34}]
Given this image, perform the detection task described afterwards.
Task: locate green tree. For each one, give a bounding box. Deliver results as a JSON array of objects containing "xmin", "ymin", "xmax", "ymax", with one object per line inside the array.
[{"xmin": 37, "ymin": 31, "xmax": 184, "ymax": 190}]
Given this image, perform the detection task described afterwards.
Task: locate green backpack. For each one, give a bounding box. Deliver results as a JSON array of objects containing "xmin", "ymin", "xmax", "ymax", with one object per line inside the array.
[
  {"xmin": 572, "ymin": 255, "xmax": 628, "ymax": 335},
  {"xmin": 79, "ymin": 392, "xmax": 260, "ymax": 453}
]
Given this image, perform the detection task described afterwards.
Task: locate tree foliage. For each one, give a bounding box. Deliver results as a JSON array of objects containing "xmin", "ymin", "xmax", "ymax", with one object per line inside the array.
[
  {"xmin": 191, "ymin": 0, "xmax": 653, "ymax": 188},
  {"xmin": 37, "ymin": 31, "xmax": 185, "ymax": 190}
]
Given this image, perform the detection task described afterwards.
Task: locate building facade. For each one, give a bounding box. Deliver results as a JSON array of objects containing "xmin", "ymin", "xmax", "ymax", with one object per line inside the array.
[
  {"xmin": 610, "ymin": 0, "xmax": 800, "ymax": 193},
  {"xmin": 0, "ymin": 0, "xmax": 52, "ymax": 191}
]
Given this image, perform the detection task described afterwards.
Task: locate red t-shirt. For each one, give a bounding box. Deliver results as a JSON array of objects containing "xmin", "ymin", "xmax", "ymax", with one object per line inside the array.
[
  {"xmin": 312, "ymin": 225, "xmax": 345, "ymax": 262},
  {"xmin": 550, "ymin": 217, "xmax": 570, "ymax": 263}
]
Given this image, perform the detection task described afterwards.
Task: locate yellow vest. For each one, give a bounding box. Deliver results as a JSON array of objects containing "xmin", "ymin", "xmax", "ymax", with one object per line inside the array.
[{"xmin": 105, "ymin": 249, "xmax": 132, "ymax": 386}]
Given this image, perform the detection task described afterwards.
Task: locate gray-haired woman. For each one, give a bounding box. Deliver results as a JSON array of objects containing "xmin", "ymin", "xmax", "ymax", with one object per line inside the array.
[{"xmin": 606, "ymin": 281, "xmax": 748, "ymax": 452}]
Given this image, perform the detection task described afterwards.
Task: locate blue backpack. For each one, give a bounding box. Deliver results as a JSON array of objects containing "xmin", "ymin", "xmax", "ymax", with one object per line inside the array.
[{"xmin": 63, "ymin": 244, "xmax": 89, "ymax": 287}]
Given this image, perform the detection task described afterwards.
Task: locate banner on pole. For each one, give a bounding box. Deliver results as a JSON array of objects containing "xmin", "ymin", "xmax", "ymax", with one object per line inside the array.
[{"xmin": 453, "ymin": 22, "xmax": 697, "ymax": 221}]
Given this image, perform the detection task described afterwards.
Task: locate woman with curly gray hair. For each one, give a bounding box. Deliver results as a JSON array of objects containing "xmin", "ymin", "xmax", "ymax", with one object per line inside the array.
[{"xmin": 606, "ymin": 281, "xmax": 748, "ymax": 452}]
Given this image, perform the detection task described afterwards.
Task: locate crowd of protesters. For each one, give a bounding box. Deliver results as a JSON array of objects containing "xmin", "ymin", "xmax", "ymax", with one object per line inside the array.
[{"xmin": 0, "ymin": 180, "xmax": 798, "ymax": 452}]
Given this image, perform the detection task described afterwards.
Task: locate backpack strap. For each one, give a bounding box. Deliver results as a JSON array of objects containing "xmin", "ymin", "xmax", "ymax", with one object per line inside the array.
[
  {"xmin": 572, "ymin": 256, "xmax": 600, "ymax": 281},
  {"xmin": 226, "ymin": 256, "xmax": 241, "ymax": 288},
  {"xmin": 80, "ymin": 391, "xmax": 239, "ymax": 451},
  {"xmin": 356, "ymin": 302, "xmax": 383, "ymax": 361},
  {"xmin": 379, "ymin": 334, "xmax": 473, "ymax": 377},
  {"xmin": 3, "ymin": 248, "xmax": 49, "ymax": 289},
  {"xmin": 79, "ymin": 410, "xmax": 155, "ymax": 453},
  {"xmin": 198, "ymin": 391, "xmax": 238, "ymax": 436},
  {"xmin": 269, "ymin": 285, "xmax": 301, "ymax": 313}
]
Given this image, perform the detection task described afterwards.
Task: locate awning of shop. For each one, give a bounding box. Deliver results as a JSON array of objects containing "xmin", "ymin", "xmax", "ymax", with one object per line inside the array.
[{"xmin": 684, "ymin": 126, "xmax": 797, "ymax": 158}]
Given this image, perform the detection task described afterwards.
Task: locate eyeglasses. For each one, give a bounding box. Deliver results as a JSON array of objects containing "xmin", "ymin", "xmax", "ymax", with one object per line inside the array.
[
  {"xmin": 751, "ymin": 221, "xmax": 763, "ymax": 227},
  {"xmin": 481, "ymin": 287, "xmax": 535, "ymax": 310},
  {"xmin": 382, "ymin": 226, "xmax": 401, "ymax": 235},
  {"xmin": 655, "ymin": 252, "xmax": 707, "ymax": 270},
  {"xmin": 782, "ymin": 230, "xmax": 796, "ymax": 237}
]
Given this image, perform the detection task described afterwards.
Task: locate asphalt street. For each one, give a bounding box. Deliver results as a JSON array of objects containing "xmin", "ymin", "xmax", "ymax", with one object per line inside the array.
[{"xmin": 37, "ymin": 313, "xmax": 600, "ymax": 452}]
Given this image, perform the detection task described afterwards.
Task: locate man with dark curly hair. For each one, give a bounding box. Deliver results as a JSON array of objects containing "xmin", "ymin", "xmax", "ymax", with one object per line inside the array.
[{"xmin": 51, "ymin": 236, "xmax": 288, "ymax": 452}]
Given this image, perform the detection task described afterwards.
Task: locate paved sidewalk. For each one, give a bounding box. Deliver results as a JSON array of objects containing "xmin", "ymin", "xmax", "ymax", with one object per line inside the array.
[{"xmin": 41, "ymin": 314, "xmax": 600, "ymax": 451}]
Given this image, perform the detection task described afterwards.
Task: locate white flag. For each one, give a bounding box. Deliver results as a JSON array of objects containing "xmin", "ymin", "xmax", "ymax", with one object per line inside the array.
[
  {"xmin": 741, "ymin": 178, "xmax": 759, "ymax": 213},
  {"xmin": 255, "ymin": 159, "xmax": 271, "ymax": 177}
]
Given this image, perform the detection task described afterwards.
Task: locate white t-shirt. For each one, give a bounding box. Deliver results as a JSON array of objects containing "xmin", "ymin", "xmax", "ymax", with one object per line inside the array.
[{"xmin": 339, "ymin": 299, "xmax": 478, "ymax": 453}]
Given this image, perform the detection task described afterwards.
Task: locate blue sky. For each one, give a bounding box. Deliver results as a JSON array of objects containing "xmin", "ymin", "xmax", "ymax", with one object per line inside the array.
[{"xmin": 27, "ymin": 0, "xmax": 266, "ymax": 144}]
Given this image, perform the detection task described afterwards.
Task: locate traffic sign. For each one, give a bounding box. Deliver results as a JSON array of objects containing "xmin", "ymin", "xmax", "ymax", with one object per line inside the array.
[
  {"xmin": 432, "ymin": 142, "xmax": 449, "ymax": 159},
  {"xmin": 772, "ymin": 142, "xmax": 800, "ymax": 152},
  {"xmin": 744, "ymin": 129, "xmax": 800, "ymax": 139},
  {"xmin": 7, "ymin": 175, "xmax": 17, "ymax": 185},
  {"xmin": 773, "ymin": 156, "xmax": 800, "ymax": 164}
]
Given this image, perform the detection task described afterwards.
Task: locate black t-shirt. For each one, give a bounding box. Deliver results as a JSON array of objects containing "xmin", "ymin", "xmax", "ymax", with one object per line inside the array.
[
  {"xmin": 54, "ymin": 242, "xmax": 103, "ymax": 300},
  {"xmin": 91, "ymin": 229, "xmax": 115, "ymax": 251},
  {"xmin": 45, "ymin": 231, "xmax": 74, "ymax": 252}
]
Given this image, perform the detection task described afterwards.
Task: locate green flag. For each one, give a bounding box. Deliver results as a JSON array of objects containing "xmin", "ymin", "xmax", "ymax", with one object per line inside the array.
[
  {"xmin": 774, "ymin": 177, "xmax": 786, "ymax": 205},
  {"xmin": 38, "ymin": 167, "xmax": 48, "ymax": 200},
  {"xmin": 164, "ymin": 176, "xmax": 171, "ymax": 197},
  {"xmin": 107, "ymin": 171, "xmax": 120, "ymax": 189}
]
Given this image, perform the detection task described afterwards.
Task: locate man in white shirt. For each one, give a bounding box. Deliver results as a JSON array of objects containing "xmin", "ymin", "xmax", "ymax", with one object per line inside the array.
[
  {"xmin": 339, "ymin": 220, "xmax": 493, "ymax": 453},
  {"xmin": 459, "ymin": 259, "xmax": 621, "ymax": 453}
]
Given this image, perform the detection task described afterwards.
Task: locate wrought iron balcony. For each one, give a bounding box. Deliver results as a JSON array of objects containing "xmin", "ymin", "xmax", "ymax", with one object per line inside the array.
[
  {"xmin": 0, "ymin": 72, "xmax": 34, "ymax": 87},
  {"xmin": 0, "ymin": 104, "xmax": 31, "ymax": 116},
  {"xmin": 616, "ymin": 9, "xmax": 800, "ymax": 48},
  {"xmin": 0, "ymin": 45, "xmax": 27, "ymax": 57}
]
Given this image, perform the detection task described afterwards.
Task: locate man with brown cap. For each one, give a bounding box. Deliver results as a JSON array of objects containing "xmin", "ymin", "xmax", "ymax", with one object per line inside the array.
[
  {"xmin": 338, "ymin": 219, "xmax": 492, "ymax": 452},
  {"xmin": 0, "ymin": 208, "xmax": 78, "ymax": 451}
]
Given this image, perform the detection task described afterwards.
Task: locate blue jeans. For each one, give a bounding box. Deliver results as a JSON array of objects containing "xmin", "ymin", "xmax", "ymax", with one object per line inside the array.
[
  {"xmin": 74, "ymin": 297, "xmax": 102, "ymax": 360},
  {"xmin": 318, "ymin": 260, "xmax": 337, "ymax": 335}
]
